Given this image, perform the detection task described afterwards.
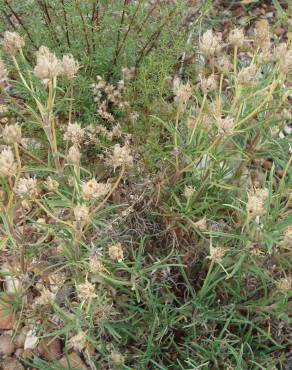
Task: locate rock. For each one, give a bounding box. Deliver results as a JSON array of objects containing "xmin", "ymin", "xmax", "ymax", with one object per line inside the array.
[
  {"xmin": 1, "ymin": 357, "xmax": 24, "ymax": 370},
  {"xmin": 0, "ymin": 302, "xmax": 14, "ymax": 330},
  {"xmin": 58, "ymin": 352, "xmax": 88, "ymax": 370},
  {"xmin": 37, "ymin": 337, "xmax": 62, "ymax": 361},
  {"xmin": 0, "ymin": 334, "xmax": 15, "ymax": 357},
  {"xmin": 24, "ymin": 328, "xmax": 38, "ymax": 350}
]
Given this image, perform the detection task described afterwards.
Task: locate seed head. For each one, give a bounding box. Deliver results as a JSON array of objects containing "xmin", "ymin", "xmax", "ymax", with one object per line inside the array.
[
  {"xmin": 207, "ymin": 245, "xmax": 226, "ymax": 263},
  {"xmin": 34, "ymin": 288, "xmax": 55, "ymax": 306},
  {"xmin": 216, "ymin": 55, "xmax": 232, "ymax": 73},
  {"xmin": 279, "ymin": 49, "xmax": 292, "ymax": 74},
  {"xmin": 89, "ymin": 257, "xmax": 105, "ymax": 274},
  {"xmin": 77, "ymin": 281, "xmax": 96, "ymax": 300},
  {"xmin": 61, "ymin": 54, "xmax": 79, "ymax": 79},
  {"xmin": 276, "ymin": 277, "xmax": 292, "ymax": 293},
  {"xmin": 81, "ymin": 179, "xmax": 110, "ymax": 200},
  {"xmin": 2, "ymin": 124, "xmax": 22, "ymax": 144},
  {"xmin": 3, "ymin": 31, "xmax": 25, "ymax": 55},
  {"xmin": 184, "ymin": 185, "xmax": 196, "ymax": 198},
  {"xmin": 14, "ymin": 177, "xmax": 38, "ymax": 198},
  {"xmin": 68, "ymin": 331, "xmax": 87, "ymax": 352},
  {"xmin": 194, "ymin": 217, "xmax": 208, "ymax": 231},
  {"xmin": 0, "ymin": 147, "xmax": 17, "ymax": 177},
  {"xmin": 283, "ymin": 225, "xmax": 292, "ymax": 245},
  {"xmin": 238, "ymin": 64, "xmax": 257, "ymax": 86},
  {"xmin": 108, "ymin": 242, "xmax": 124, "ymax": 262},
  {"xmin": 110, "ymin": 352, "xmax": 125, "ymax": 365},
  {"xmin": 173, "ymin": 78, "xmax": 192, "ymax": 104},
  {"xmin": 109, "ymin": 144, "xmax": 133, "ymax": 170},
  {"xmin": 217, "ymin": 116, "xmax": 235, "ymax": 136},
  {"xmin": 34, "ymin": 46, "xmax": 62, "ymax": 82},
  {"xmin": 45, "ymin": 176, "xmax": 59, "ymax": 190},
  {"xmin": 200, "ymin": 74, "xmax": 217, "ymax": 94},
  {"xmin": 246, "ymin": 188, "xmax": 268, "ymax": 217},
  {"xmin": 254, "ymin": 20, "xmax": 270, "ymax": 50},
  {"xmin": 0, "ymin": 59, "xmax": 8, "ymax": 85},
  {"xmin": 228, "ymin": 28, "xmax": 245, "ymax": 48},
  {"xmin": 67, "ymin": 144, "xmax": 81, "ymax": 165},
  {"xmin": 199, "ymin": 29, "xmax": 223, "ymax": 57},
  {"xmin": 73, "ymin": 205, "xmax": 89, "ymax": 222},
  {"xmin": 64, "ymin": 122, "xmax": 85, "ymax": 144}
]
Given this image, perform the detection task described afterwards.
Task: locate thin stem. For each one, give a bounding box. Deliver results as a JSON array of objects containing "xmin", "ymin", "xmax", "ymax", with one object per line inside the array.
[
  {"xmin": 74, "ymin": 0, "xmax": 91, "ymax": 54},
  {"xmin": 174, "ymin": 102, "xmax": 182, "ymax": 171},
  {"xmin": 189, "ymin": 93, "xmax": 207, "ymax": 145}
]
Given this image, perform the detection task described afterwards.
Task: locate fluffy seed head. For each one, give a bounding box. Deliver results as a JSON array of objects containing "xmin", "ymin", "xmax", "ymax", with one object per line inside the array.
[
  {"xmin": 207, "ymin": 245, "xmax": 226, "ymax": 263},
  {"xmin": 110, "ymin": 144, "xmax": 133, "ymax": 170},
  {"xmin": 173, "ymin": 78, "xmax": 192, "ymax": 104},
  {"xmin": 217, "ymin": 116, "xmax": 235, "ymax": 136},
  {"xmin": 34, "ymin": 288, "xmax": 55, "ymax": 306},
  {"xmin": 0, "ymin": 147, "xmax": 17, "ymax": 177},
  {"xmin": 108, "ymin": 242, "xmax": 124, "ymax": 262},
  {"xmin": 228, "ymin": 28, "xmax": 245, "ymax": 48},
  {"xmin": 0, "ymin": 59, "xmax": 8, "ymax": 85},
  {"xmin": 279, "ymin": 49, "xmax": 292, "ymax": 74},
  {"xmin": 77, "ymin": 281, "xmax": 96, "ymax": 300},
  {"xmin": 199, "ymin": 29, "xmax": 222, "ymax": 56},
  {"xmin": 200, "ymin": 74, "xmax": 217, "ymax": 94},
  {"xmin": 246, "ymin": 188, "xmax": 268, "ymax": 217},
  {"xmin": 34, "ymin": 46, "xmax": 62, "ymax": 81},
  {"xmin": 276, "ymin": 277, "xmax": 292, "ymax": 293},
  {"xmin": 89, "ymin": 257, "xmax": 105, "ymax": 274},
  {"xmin": 14, "ymin": 177, "xmax": 38, "ymax": 198},
  {"xmin": 2, "ymin": 124, "xmax": 22, "ymax": 144},
  {"xmin": 61, "ymin": 54, "xmax": 79, "ymax": 79},
  {"xmin": 68, "ymin": 331, "xmax": 87, "ymax": 352},
  {"xmin": 110, "ymin": 352, "xmax": 125, "ymax": 365},
  {"xmin": 184, "ymin": 185, "xmax": 196, "ymax": 198},
  {"xmin": 67, "ymin": 145, "xmax": 81, "ymax": 165},
  {"xmin": 64, "ymin": 122, "xmax": 85, "ymax": 144},
  {"xmin": 73, "ymin": 205, "xmax": 89, "ymax": 222},
  {"xmin": 81, "ymin": 179, "xmax": 110, "ymax": 200},
  {"xmin": 3, "ymin": 31, "xmax": 25, "ymax": 55},
  {"xmin": 238, "ymin": 64, "xmax": 257, "ymax": 86},
  {"xmin": 283, "ymin": 225, "xmax": 292, "ymax": 245},
  {"xmin": 45, "ymin": 176, "xmax": 59, "ymax": 190},
  {"xmin": 254, "ymin": 20, "xmax": 270, "ymax": 50}
]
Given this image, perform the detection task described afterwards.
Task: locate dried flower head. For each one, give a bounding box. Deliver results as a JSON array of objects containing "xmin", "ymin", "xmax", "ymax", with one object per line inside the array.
[
  {"xmin": 108, "ymin": 242, "xmax": 124, "ymax": 262},
  {"xmin": 64, "ymin": 122, "xmax": 85, "ymax": 144},
  {"xmin": 0, "ymin": 147, "xmax": 17, "ymax": 177},
  {"xmin": 2, "ymin": 124, "xmax": 22, "ymax": 144},
  {"xmin": 3, "ymin": 31, "xmax": 25, "ymax": 55},
  {"xmin": 173, "ymin": 78, "xmax": 192, "ymax": 104},
  {"xmin": 207, "ymin": 245, "xmax": 226, "ymax": 263},
  {"xmin": 68, "ymin": 331, "xmax": 87, "ymax": 352},
  {"xmin": 217, "ymin": 116, "xmax": 235, "ymax": 136},
  {"xmin": 67, "ymin": 145, "xmax": 81, "ymax": 165},
  {"xmin": 200, "ymin": 74, "xmax": 217, "ymax": 94},
  {"xmin": 184, "ymin": 185, "xmax": 196, "ymax": 198},
  {"xmin": 110, "ymin": 352, "xmax": 125, "ymax": 365},
  {"xmin": 283, "ymin": 225, "xmax": 292, "ymax": 245},
  {"xmin": 216, "ymin": 55, "xmax": 232, "ymax": 73},
  {"xmin": 276, "ymin": 277, "xmax": 292, "ymax": 293},
  {"xmin": 254, "ymin": 20, "xmax": 270, "ymax": 50},
  {"xmin": 45, "ymin": 176, "xmax": 59, "ymax": 190},
  {"xmin": 73, "ymin": 205, "xmax": 89, "ymax": 222},
  {"xmin": 228, "ymin": 28, "xmax": 245, "ymax": 48},
  {"xmin": 246, "ymin": 188, "xmax": 268, "ymax": 217},
  {"xmin": 238, "ymin": 64, "xmax": 257, "ymax": 86},
  {"xmin": 279, "ymin": 48, "xmax": 292, "ymax": 74},
  {"xmin": 81, "ymin": 179, "xmax": 110, "ymax": 200},
  {"xmin": 14, "ymin": 177, "xmax": 38, "ymax": 198},
  {"xmin": 0, "ymin": 59, "xmax": 8, "ymax": 85},
  {"xmin": 199, "ymin": 29, "xmax": 223, "ymax": 56},
  {"xmin": 194, "ymin": 217, "xmax": 208, "ymax": 231},
  {"xmin": 89, "ymin": 257, "xmax": 105, "ymax": 274},
  {"xmin": 61, "ymin": 54, "xmax": 79, "ymax": 79},
  {"xmin": 34, "ymin": 46, "xmax": 62, "ymax": 82},
  {"xmin": 122, "ymin": 66, "xmax": 136, "ymax": 80},
  {"xmin": 110, "ymin": 144, "xmax": 133, "ymax": 170},
  {"xmin": 34, "ymin": 288, "xmax": 55, "ymax": 306},
  {"xmin": 77, "ymin": 281, "xmax": 96, "ymax": 300}
]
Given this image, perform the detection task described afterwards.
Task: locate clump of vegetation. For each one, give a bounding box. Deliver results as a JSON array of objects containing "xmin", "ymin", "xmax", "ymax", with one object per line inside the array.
[{"xmin": 0, "ymin": 1, "xmax": 291, "ymax": 369}]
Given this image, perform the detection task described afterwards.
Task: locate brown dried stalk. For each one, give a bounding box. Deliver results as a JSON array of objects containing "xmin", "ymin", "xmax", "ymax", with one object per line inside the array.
[
  {"xmin": 60, "ymin": 0, "xmax": 71, "ymax": 47},
  {"xmin": 112, "ymin": 0, "xmax": 130, "ymax": 66}
]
